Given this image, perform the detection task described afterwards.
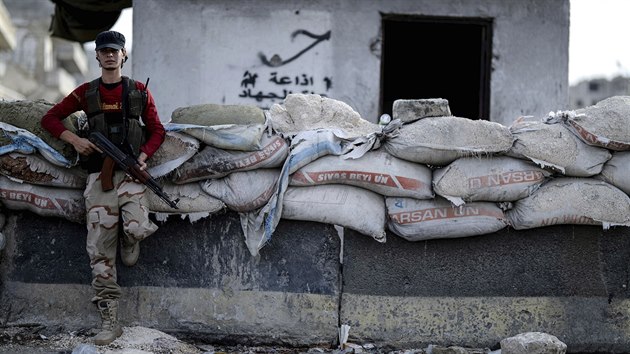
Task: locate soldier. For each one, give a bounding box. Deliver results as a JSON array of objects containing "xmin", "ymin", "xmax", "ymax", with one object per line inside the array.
[{"xmin": 41, "ymin": 30, "xmax": 165, "ymax": 345}]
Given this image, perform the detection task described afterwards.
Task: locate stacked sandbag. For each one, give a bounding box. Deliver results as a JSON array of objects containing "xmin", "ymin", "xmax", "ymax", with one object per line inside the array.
[
  {"xmin": 383, "ymin": 115, "xmax": 515, "ymax": 166},
  {"xmin": 0, "ymin": 175, "xmax": 85, "ymax": 223},
  {"xmin": 172, "ymin": 133, "xmax": 288, "ymax": 183},
  {"xmin": 282, "ymin": 184, "xmax": 387, "ymax": 243},
  {"xmin": 1, "ymin": 95, "xmax": 630, "ymax": 257},
  {"xmin": 546, "ymin": 96, "xmax": 630, "ymax": 151},
  {"xmin": 432, "ymin": 156, "xmax": 551, "ymax": 206},
  {"xmin": 146, "ymin": 131, "xmax": 200, "ymax": 178},
  {"xmin": 506, "ymin": 177, "xmax": 630, "ymax": 230},
  {"xmin": 200, "ymin": 169, "xmax": 280, "ymax": 212},
  {"xmin": 289, "ymin": 149, "xmax": 434, "ymax": 199},
  {"xmin": 267, "ymin": 93, "xmax": 381, "ymax": 137},
  {"xmin": 0, "ymin": 99, "xmax": 81, "ymax": 165},
  {"xmin": 596, "ymin": 151, "xmax": 630, "ymax": 194},
  {"xmin": 506, "ymin": 117, "xmax": 611, "ymax": 176},
  {"xmin": 386, "ymin": 196, "xmax": 508, "ymax": 241},
  {"xmin": 0, "ymin": 153, "xmax": 86, "ymax": 189}
]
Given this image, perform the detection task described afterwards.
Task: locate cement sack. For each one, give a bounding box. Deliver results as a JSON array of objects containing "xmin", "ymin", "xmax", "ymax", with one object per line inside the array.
[
  {"xmin": 267, "ymin": 93, "xmax": 381, "ymax": 137},
  {"xmin": 0, "ymin": 122, "xmax": 76, "ymax": 168},
  {"xmin": 0, "ymin": 99, "xmax": 81, "ymax": 165},
  {"xmin": 240, "ymin": 129, "xmax": 381, "ymax": 257},
  {"xmin": 146, "ymin": 181, "xmax": 225, "ymax": 222},
  {"xmin": 383, "ymin": 116, "xmax": 515, "ymax": 166},
  {"xmin": 0, "ymin": 153, "xmax": 87, "ymax": 189},
  {"xmin": 146, "ymin": 131, "xmax": 199, "ymax": 178},
  {"xmin": 171, "ymin": 103, "xmax": 266, "ymax": 125},
  {"xmin": 597, "ymin": 151, "xmax": 630, "ymax": 194},
  {"xmin": 386, "ymin": 196, "xmax": 507, "ymax": 241},
  {"xmin": 200, "ymin": 169, "xmax": 280, "ymax": 212},
  {"xmin": 432, "ymin": 156, "xmax": 551, "ymax": 205},
  {"xmin": 545, "ymin": 96, "xmax": 630, "ymax": 151},
  {"xmin": 0, "ymin": 176, "xmax": 85, "ymax": 223},
  {"xmin": 506, "ymin": 117, "xmax": 611, "ymax": 177},
  {"xmin": 506, "ymin": 177, "xmax": 630, "ymax": 230},
  {"xmin": 289, "ymin": 149, "xmax": 434, "ymax": 199},
  {"xmin": 165, "ymin": 122, "xmax": 267, "ymax": 151},
  {"xmin": 172, "ymin": 133, "xmax": 288, "ymax": 184},
  {"xmin": 282, "ymin": 185, "xmax": 386, "ymax": 243}
]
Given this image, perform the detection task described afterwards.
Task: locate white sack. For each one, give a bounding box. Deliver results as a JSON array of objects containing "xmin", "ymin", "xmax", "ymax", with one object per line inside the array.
[
  {"xmin": 146, "ymin": 131, "xmax": 200, "ymax": 178},
  {"xmin": 282, "ymin": 185, "xmax": 386, "ymax": 243},
  {"xmin": 0, "ymin": 152, "xmax": 87, "ymax": 189},
  {"xmin": 0, "ymin": 122, "xmax": 76, "ymax": 168},
  {"xmin": 165, "ymin": 122, "xmax": 267, "ymax": 151},
  {"xmin": 146, "ymin": 180, "xmax": 225, "ymax": 219},
  {"xmin": 240, "ymin": 129, "xmax": 381, "ymax": 257},
  {"xmin": 383, "ymin": 116, "xmax": 514, "ymax": 166},
  {"xmin": 432, "ymin": 156, "xmax": 551, "ymax": 205},
  {"xmin": 0, "ymin": 176, "xmax": 85, "ymax": 223},
  {"xmin": 546, "ymin": 96, "xmax": 630, "ymax": 151},
  {"xmin": 172, "ymin": 133, "xmax": 288, "ymax": 184},
  {"xmin": 200, "ymin": 169, "xmax": 280, "ymax": 212},
  {"xmin": 506, "ymin": 177, "xmax": 630, "ymax": 230},
  {"xmin": 386, "ymin": 196, "xmax": 508, "ymax": 241},
  {"xmin": 171, "ymin": 103, "xmax": 266, "ymax": 126},
  {"xmin": 506, "ymin": 117, "xmax": 611, "ymax": 177},
  {"xmin": 597, "ymin": 151, "xmax": 630, "ymax": 194},
  {"xmin": 267, "ymin": 93, "xmax": 380, "ymax": 137},
  {"xmin": 290, "ymin": 149, "xmax": 434, "ymax": 199}
]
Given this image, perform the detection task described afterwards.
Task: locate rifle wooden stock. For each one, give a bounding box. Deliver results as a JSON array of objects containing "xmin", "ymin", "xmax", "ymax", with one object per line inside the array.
[{"xmin": 89, "ymin": 132, "xmax": 179, "ymax": 209}]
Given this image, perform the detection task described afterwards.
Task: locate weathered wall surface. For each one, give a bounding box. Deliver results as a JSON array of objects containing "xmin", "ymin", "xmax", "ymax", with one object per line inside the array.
[
  {"xmin": 131, "ymin": 0, "xmax": 569, "ymax": 126},
  {"xmin": 2, "ymin": 210, "xmax": 630, "ymax": 352}
]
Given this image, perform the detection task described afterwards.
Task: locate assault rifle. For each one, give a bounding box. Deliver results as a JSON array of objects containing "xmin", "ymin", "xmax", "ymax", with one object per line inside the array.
[{"xmin": 89, "ymin": 131, "xmax": 179, "ymax": 209}]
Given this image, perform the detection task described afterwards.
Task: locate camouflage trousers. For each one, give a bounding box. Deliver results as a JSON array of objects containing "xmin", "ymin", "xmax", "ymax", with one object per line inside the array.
[{"xmin": 84, "ymin": 170, "xmax": 158, "ymax": 303}]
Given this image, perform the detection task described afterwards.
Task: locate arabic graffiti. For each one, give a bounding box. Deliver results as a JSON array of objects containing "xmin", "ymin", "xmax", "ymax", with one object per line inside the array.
[
  {"xmin": 259, "ymin": 30, "xmax": 331, "ymax": 68},
  {"xmin": 239, "ymin": 70, "xmax": 332, "ymax": 102}
]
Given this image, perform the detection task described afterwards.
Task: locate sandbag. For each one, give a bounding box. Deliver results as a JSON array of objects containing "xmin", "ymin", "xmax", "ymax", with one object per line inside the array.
[
  {"xmin": 383, "ymin": 116, "xmax": 514, "ymax": 166},
  {"xmin": 0, "ymin": 99, "xmax": 81, "ymax": 164},
  {"xmin": 0, "ymin": 153, "xmax": 87, "ymax": 189},
  {"xmin": 290, "ymin": 149, "xmax": 434, "ymax": 199},
  {"xmin": 200, "ymin": 169, "xmax": 280, "ymax": 212},
  {"xmin": 172, "ymin": 133, "xmax": 288, "ymax": 184},
  {"xmin": 432, "ymin": 156, "xmax": 551, "ymax": 205},
  {"xmin": 146, "ymin": 131, "xmax": 200, "ymax": 178},
  {"xmin": 0, "ymin": 176, "xmax": 85, "ymax": 223},
  {"xmin": 282, "ymin": 185, "xmax": 386, "ymax": 243},
  {"xmin": 596, "ymin": 151, "xmax": 630, "ymax": 195},
  {"xmin": 165, "ymin": 122, "xmax": 267, "ymax": 151},
  {"xmin": 546, "ymin": 96, "xmax": 630, "ymax": 151},
  {"xmin": 267, "ymin": 93, "xmax": 380, "ymax": 137},
  {"xmin": 146, "ymin": 181, "xmax": 225, "ymax": 217},
  {"xmin": 171, "ymin": 103, "xmax": 266, "ymax": 126},
  {"xmin": 386, "ymin": 196, "xmax": 508, "ymax": 241},
  {"xmin": 506, "ymin": 117, "xmax": 611, "ymax": 177},
  {"xmin": 506, "ymin": 177, "xmax": 630, "ymax": 230}
]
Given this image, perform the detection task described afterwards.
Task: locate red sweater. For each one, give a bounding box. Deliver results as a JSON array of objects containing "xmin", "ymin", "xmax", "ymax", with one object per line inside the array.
[{"xmin": 41, "ymin": 78, "xmax": 165, "ymax": 159}]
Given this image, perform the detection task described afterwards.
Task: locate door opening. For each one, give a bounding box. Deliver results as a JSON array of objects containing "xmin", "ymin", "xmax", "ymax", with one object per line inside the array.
[{"xmin": 380, "ymin": 15, "xmax": 493, "ymax": 120}]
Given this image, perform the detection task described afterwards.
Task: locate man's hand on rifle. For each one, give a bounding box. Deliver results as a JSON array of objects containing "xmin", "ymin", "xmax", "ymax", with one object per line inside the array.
[{"xmin": 60, "ymin": 130, "xmax": 102, "ymax": 156}]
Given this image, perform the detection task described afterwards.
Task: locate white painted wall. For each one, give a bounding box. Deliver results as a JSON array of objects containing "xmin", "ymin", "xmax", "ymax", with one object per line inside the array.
[{"xmin": 132, "ymin": 0, "xmax": 569, "ymax": 126}]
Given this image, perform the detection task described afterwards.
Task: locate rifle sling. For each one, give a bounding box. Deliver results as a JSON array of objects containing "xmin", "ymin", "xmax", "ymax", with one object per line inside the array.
[{"xmin": 100, "ymin": 156, "xmax": 116, "ymax": 191}]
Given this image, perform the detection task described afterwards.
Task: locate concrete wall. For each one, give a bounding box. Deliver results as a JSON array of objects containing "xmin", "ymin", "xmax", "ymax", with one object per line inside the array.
[
  {"xmin": 131, "ymin": 0, "xmax": 569, "ymax": 126},
  {"xmin": 2, "ymin": 210, "xmax": 630, "ymax": 352}
]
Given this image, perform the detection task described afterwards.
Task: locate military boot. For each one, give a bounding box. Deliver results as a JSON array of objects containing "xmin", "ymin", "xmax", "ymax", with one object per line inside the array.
[
  {"xmin": 121, "ymin": 239, "xmax": 140, "ymax": 267},
  {"xmin": 93, "ymin": 299, "xmax": 123, "ymax": 345}
]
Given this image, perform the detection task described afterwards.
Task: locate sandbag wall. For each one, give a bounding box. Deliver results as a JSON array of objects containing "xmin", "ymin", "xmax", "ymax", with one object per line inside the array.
[{"xmin": 0, "ymin": 94, "xmax": 629, "ymax": 256}]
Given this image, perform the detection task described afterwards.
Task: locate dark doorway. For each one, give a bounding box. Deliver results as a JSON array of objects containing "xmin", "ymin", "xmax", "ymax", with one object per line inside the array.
[{"xmin": 380, "ymin": 15, "xmax": 493, "ymax": 120}]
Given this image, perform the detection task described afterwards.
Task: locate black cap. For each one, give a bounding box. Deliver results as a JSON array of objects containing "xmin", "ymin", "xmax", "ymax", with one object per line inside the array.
[{"xmin": 95, "ymin": 31, "xmax": 125, "ymax": 51}]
